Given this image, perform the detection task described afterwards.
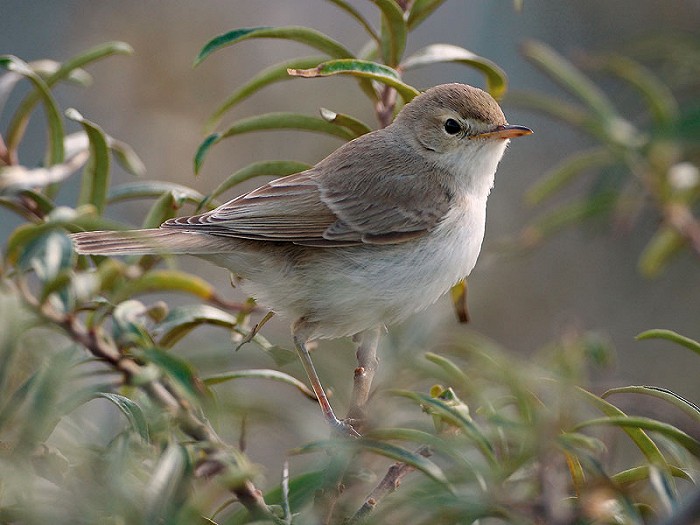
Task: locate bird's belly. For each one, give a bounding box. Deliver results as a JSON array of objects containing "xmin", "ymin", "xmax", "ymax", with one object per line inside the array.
[{"xmin": 241, "ymin": 202, "xmax": 487, "ymax": 340}]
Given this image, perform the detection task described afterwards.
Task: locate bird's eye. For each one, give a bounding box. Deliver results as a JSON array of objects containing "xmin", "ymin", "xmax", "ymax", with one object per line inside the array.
[{"xmin": 444, "ymin": 118, "xmax": 462, "ymax": 135}]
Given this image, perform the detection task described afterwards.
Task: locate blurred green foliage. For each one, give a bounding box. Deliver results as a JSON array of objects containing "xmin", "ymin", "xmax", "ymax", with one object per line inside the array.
[{"xmin": 0, "ymin": 2, "xmax": 698, "ymax": 524}]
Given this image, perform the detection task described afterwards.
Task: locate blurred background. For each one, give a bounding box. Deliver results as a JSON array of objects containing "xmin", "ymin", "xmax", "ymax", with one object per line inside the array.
[{"xmin": 2, "ymin": 0, "xmax": 698, "ymax": 471}]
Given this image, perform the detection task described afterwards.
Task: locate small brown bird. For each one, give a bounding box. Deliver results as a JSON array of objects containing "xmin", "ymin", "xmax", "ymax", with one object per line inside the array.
[{"xmin": 71, "ymin": 83, "xmax": 532, "ymax": 434}]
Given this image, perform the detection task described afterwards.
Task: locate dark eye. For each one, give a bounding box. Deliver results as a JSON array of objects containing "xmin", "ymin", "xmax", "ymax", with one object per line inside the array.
[{"xmin": 444, "ymin": 118, "xmax": 461, "ymax": 135}]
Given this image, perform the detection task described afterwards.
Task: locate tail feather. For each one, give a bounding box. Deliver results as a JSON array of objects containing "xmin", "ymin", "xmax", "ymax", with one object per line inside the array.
[{"xmin": 70, "ymin": 228, "xmax": 231, "ymax": 256}]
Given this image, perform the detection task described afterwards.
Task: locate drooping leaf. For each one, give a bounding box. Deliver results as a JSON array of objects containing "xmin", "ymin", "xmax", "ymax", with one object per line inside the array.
[
  {"xmin": 637, "ymin": 226, "xmax": 685, "ymax": 278},
  {"xmin": 208, "ymin": 160, "xmax": 311, "ymax": 201},
  {"xmin": 195, "ymin": 26, "xmax": 354, "ymax": 66},
  {"xmin": 612, "ymin": 465, "xmax": 693, "ymax": 486},
  {"xmin": 521, "ymin": 40, "xmax": 618, "ymax": 122},
  {"xmin": 4, "ymin": 41, "xmax": 132, "ymax": 159},
  {"xmin": 195, "ymin": 114, "xmax": 354, "ymax": 174},
  {"xmin": 289, "ymin": 59, "xmax": 420, "ymax": 101},
  {"xmin": 141, "ymin": 190, "xmax": 188, "ymax": 228},
  {"xmin": 603, "ymin": 385, "xmax": 700, "ymax": 423},
  {"xmin": 141, "ymin": 347, "xmax": 204, "ymax": 402},
  {"xmin": 112, "ymin": 270, "xmax": 219, "ymax": 304},
  {"xmin": 29, "ymin": 59, "xmax": 92, "ymax": 86},
  {"xmin": 108, "ymin": 181, "xmax": 206, "ymax": 206},
  {"xmin": 319, "ymin": 108, "xmax": 373, "ymax": 137},
  {"xmin": 401, "ymin": 44, "xmax": 508, "ymax": 100},
  {"xmin": 325, "ymin": 0, "xmax": 379, "ymax": 42},
  {"xmin": 66, "ymin": 108, "xmax": 111, "ymax": 215},
  {"xmin": 0, "ymin": 55, "xmax": 65, "ymax": 165},
  {"xmin": 205, "ymin": 56, "xmax": 327, "ymax": 132},
  {"xmin": 373, "ymin": 0, "xmax": 408, "ymax": 67},
  {"xmin": 155, "ymin": 304, "xmax": 237, "ymax": 348},
  {"xmin": 205, "ymin": 369, "xmax": 316, "ymax": 400},
  {"xmin": 108, "ymin": 137, "xmax": 146, "ymax": 177},
  {"xmin": 94, "ymin": 392, "xmax": 150, "ymax": 441},
  {"xmin": 525, "ymin": 148, "xmax": 616, "ymax": 206},
  {"xmin": 0, "ymin": 150, "xmax": 89, "ymax": 194},
  {"xmin": 636, "ymin": 329, "xmax": 700, "ymax": 357},
  {"xmin": 407, "ymin": 0, "xmax": 447, "ymax": 30},
  {"xmin": 293, "ymin": 438, "xmax": 451, "ymax": 487}
]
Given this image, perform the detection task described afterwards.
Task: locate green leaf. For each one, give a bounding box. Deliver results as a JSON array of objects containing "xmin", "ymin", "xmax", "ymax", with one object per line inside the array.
[
  {"xmin": 525, "ymin": 148, "xmax": 616, "ymax": 206},
  {"xmin": 195, "ymin": 114, "xmax": 354, "ymax": 174},
  {"xmin": 195, "ymin": 26, "xmax": 354, "ymax": 66},
  {"xmin": 208, "ymin": 160, "xmax": 311, "ymax": 201},
  {"xmin": 144, "ymin": 443, "xmax": 190, "ymax": 521},
  {"xmin": 17, "ymin": 231, "xmax": 73, "ymax": 285},
  {"xmin": 4, "ymin": 41, "xmax": 132, "ymax": 160},
  {"xmin": 108, "ymin": 181, "xmax": 207, "ymax": 206},
  {"xmin": 141, "ymin": 347, "xmax": 203, "ymax": 402},
  {"xmin": 293, "ymin": 438, "xmax": 451, "ymax": 487},
  {"xmin": 325, "ymin": 0, "xmax": 379, "ymax": 42},
  {"xmin": 637, "ymin": 226, "xmax": 685, "ymax": 278},
  {"xmin": 205, "ymin": 369, "xmax": 316, "ymax": 400},
  {"xmin": 576, "ymin": 386, "xmax": 672, "ymax": 466},
  {"xmin": 289, "ymin": 59, "xmax": 420, "ymax": 101},
  {"xmin": 66, "ymin": 108, "xmax": 111, "ymax": 215},
  {"xmin": 574, "ymin": 416, "xmax": 700, "ymax": 458},
  {"xmin": 612, "ymin": 465, "xmax": 693, "ymax": 486},
  {"xmin": 108, "ymin": 138, "xmax": 146, "ymax": 177},
  {"xmin": 636, "ymin": 329, "xmax": 700, "ymax": 357},
  {"xmin": 373, "ymin": 0, "xmax": 408, "ymax": 67},
  {"xmin": 596, "ymin": 54, "xmax": 679, "ymax": 128},
  {"xmin": 29, "ymin": 59, "xmax": 92, "ymax": 86},
  {"xmin": 424, "ymin": 352, "xmax": 470, "ymax": 388},
  {"xmin": 0, "ymin": 150, "xmax": 89, "ymax": 194},
  {"xmin": 94, "ymin": 392, "xmax": 150, "ymax": 441},
  {"xmin": 401, "ymin": 44, "xmax": 508, "ymax": 100},
  {"xmin": 521, "ymin": 40, "xmax": 618, "ymax": 122},
  {"xmin": 603, "ymin": 385, "xmax": 700, "ymax": 423},
  {"xmin": 141, "ymin": 190, "xmax": 187, "ymax": 229},
  {"xmin": 319, "ymin": 108, "xmax": 373, "ymax": 137},
  {"xmin": 205, "ymin": 56, "xmax": 327, "ymax": 132},
  {"xmin": 0, "ymin": 55, "xmax": 65, "ymax": 165},
  {"xmin": 112, "ymin": 269, "xmax": 219, "ymax": 304},
  {"xmin": 407, "ymin": 0, "xmax": 447, "ymax": 30},
  {"xmin": 392, "ymin": 389, "xmax": 496, "ymax": 466},
  {"xmin": 156, "ymin": 304, "xmax": 236, "ymax": 348}
]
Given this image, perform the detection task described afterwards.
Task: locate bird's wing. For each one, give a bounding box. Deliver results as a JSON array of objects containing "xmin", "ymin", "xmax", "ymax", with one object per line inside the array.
[{"xmin": 163, "ymin": 133, "xmax": 452, "ymax": 247}]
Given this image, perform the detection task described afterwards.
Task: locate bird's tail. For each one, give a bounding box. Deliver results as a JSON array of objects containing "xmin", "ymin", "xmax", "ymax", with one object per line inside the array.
[{"xmin": 70, "ymin": 228, "xmax": 232, "ymax": 256}]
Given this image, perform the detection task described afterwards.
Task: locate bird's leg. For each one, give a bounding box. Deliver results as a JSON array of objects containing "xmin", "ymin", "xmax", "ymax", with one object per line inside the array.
[
  {"xmin": 292, "ymin": 331, "xmax": 360, "ymax": 437},
  {"xmin": 346, "ymin": 326, "xmax": 381, "ymax": 429}
]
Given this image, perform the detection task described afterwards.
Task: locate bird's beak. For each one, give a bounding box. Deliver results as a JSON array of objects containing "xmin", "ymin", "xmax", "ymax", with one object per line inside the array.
[{"xmin": 475, "ymin": 124, "xmax": 533, "ymax": 140}]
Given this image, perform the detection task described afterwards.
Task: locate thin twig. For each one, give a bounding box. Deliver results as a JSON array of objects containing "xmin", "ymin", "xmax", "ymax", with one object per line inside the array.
[{"xmin": 347, "ymin": 445, "xmax": 432, "ymax": 524}]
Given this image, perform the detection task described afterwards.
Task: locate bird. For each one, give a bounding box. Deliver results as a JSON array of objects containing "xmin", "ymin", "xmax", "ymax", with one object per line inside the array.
[{"xmin": 71, "ymin": 83, "xmax": 532, "ymax": 435}]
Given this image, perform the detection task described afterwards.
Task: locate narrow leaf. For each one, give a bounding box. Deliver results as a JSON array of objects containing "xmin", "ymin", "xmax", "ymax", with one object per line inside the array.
[
  {"xmin": 407, "ymin": 0, "xmax": 447, "ymax": 30},
  {"xmin": 0, "ymin": 55, "xmax": 65, "ymax": 165},
  {"xmin": 142, "ymin": 347, "xmax": 204, "ymax": 402},
  {"xmin": 293, "ymin": 438, "xmax": 451, "ymax": 487},
  {"xmin": 319, "ymin": 108, "xmax": 373, "ymax": 137},
  {"xmin": 325, "ymin": 0, "xmax": 380, "ymax": 42},
  {"xmin": 576, "ymin": 386, "xmax": 671, "ymax": 466},
  {"xmin": 521, "ymin": 40, "xmax": 618, "ymax": 122},
  {"xmin": 209, "ymin": 160, "xmax": 311, "ymax": 201},
  {"xmin": 94, "ymin": 392, "xmax": 149, "ymax": 441},
  {"xmin": 109, "ymin": 138, "xmax": 146, "ymax": 177},
  {"xmin": 289, "ymin": 59, "xmax": 420, "ymax": 101},
  {"xmin": 155, "ymin": 304, "xmax": 236, "ymax": 348},
  {"xmin": 636, "ymin": 329, "xmax": 700, "ymax": 357},
  {"xmin": 525, "ymin": 148, "xmax": 616, "ymax": 205},
  {"xmin": 141, "ymin": 190, "xmax": 187, "ymax": 228},
  {"xmin": 401, "ymin": 44, "xmax": 508, "ymax": 100},
  {"xmin": 195, "ymin": 26, "xmax": 354, "ymax": 66},
  {"xmin": 595, "ymin": 54, "xmax": 679, "ymax": 128},
  {"xmin": 638, "ymin": 226, "xmax": 685, "ymax": 278},
  {"xmin": 66, "ymin": 108, "xmax": 111, "ymax": 215},
  {"xmin": 196, "ymin": 114, "xmax": 354, "ymax": 174},
  {"xmin": 612, "ymin": 465, "xmax": 693, "ymax": 486},
  {"xmin": 373, "ymin": 0, "xmax": 408, "ymax": 67},
  {"xmin": 603, "ymin": 385, "xmax": 700, "ymax": 423},
  {"xmin": 108, "ymin": 181, "xmax": 206, "ymax": 205},
  {"xmin": 205, "ymin": 56, "xmax": 327, "ymax": 132},
  {"xmin": 5, "ymin": 41, "xmax": 132, "ymax": 157},
  {"xmin": 424, "ymin": 352, "xmax": 470, "ymax": 388},
  {"xmin": 112, "ymin": 269, "xmax": 218, "ymax": 304},
  {"xmin": 0, "ymin": 150, "xmax": 89, "ymax": 194},
  {"xmin": 205, "ymin": 369, "xmax": 316, "ymax": 400}
]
